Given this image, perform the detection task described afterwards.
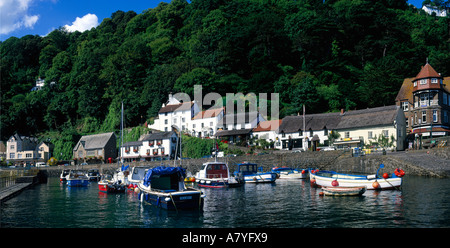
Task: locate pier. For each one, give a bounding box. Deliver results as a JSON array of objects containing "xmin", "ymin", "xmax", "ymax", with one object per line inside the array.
[{"xmin": 0, "ymin": 169, "xmax": 47, "ymax": 204}]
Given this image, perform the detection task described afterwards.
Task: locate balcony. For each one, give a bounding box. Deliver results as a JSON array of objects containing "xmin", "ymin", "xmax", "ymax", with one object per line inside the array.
[{"xmin": 414, "ymin": 100, "xmax": 439, "ymax": 108}]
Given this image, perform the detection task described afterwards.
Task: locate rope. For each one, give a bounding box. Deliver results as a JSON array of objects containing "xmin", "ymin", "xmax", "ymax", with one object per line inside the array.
[
  {"xmin": 383, "ymin": 178, "xmax": 402, "ymax": 191},
  {"xmin": 169, "ymin": 192, "xmax": 178, "ymax": 212}
]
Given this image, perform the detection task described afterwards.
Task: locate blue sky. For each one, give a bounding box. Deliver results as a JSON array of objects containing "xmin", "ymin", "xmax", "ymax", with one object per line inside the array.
[{"xmin": 0, "ymin": 0, "xmax": 424, "ymax": 42}]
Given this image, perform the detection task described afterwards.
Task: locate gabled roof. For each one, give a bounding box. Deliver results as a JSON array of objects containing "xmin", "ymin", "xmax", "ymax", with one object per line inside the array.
[
  {"xmin": 193, "ymin": 107, "xmax": 224, "ymax": 120},
  {"xmin": 253, "ymin": 120, "xmax": 282, "ymax": 132},
  {"xmin": 140, "ymin": 131, "xmax": 176, "ymax": 141},
  {"xmin": 158, "ymin": 102, "xmax": 193, "ymax": 114},
  {"xmin": 74, "ymin": 132, "xmax": 115, "ymax": 151},
  {"xmin": 414, "ymin": 63, "xmax": 442, "ymax": 80}
]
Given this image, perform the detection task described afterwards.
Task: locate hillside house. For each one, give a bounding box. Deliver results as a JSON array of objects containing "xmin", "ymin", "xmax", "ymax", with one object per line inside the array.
[
  {"xmin": 148, "ymin": 93, "xmax": 200, "ymax": 132},
  {"xmin": 6, "ymin": 133, "xmax": 53, "ymax": 166},
  {"xmin": 395, "ymin": 62, "xmax": 450, "ymax": 147},
  {"xmin": 191, "ymin": 107, "xmax": 225, "ymax": 138},
  {"xmin": 73, "ymin": 132, "xmax": 116, "ymax": 164},
  {"xmin": 215, "ymin": 111, "xmax": 265, "ymax": 144},
  {"xmin": 120, "ymin": 131, "xmax": 178, "ymax": 162}
]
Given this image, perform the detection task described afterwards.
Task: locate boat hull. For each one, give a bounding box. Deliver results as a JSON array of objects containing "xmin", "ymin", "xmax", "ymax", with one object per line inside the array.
[
  {"xmin": 272, "ymin": 168, "xmax": 308, "ymax": 179},
  {"xmin": 322, "ymin": 186, "xmax": 366, "ymax": 196},
  {"xmin": 197, "ymin": 179, "xmax": 228, "ymax": 188},
  {"xmin": 244, "ymin": 173, "xmax": 277, "ymax": 183},
  {"xmin": 310, "ymin": 171, "xmax": 402, "ymax": 190},
  {"xmin": 67, "ymin": 179, "xmax": 89, "ymax": 187},
  {"xmin": 98, "ymin": 182, "xmax": 125, "ymax": 193},
  {"xmin": 139, "ymin": 188, "xmax": 204, "ymax": 210}
]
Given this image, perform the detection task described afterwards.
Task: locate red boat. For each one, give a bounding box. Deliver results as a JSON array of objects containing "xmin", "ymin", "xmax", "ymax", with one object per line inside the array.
[{"xmin": 98, "ymin": 175, "xmax": 125, "ymax": 193}]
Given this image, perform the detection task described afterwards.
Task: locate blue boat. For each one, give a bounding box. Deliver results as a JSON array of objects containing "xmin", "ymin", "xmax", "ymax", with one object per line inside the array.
[
  {"xmin": 138, "ymin": 166, "xmax": 204, "ymax": 211},
  {"xmin": 66, "ymin": 170, "xmax": 89, "ymax": 187},
  {"xmin": 234, "ymin": 162, "xmax": 277, "ymax": 183}
]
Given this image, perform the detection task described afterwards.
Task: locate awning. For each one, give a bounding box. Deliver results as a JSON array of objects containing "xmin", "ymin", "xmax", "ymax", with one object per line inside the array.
[{"xmin": 215, "ymin": 128, "xmax": 252, "ymax": 137}]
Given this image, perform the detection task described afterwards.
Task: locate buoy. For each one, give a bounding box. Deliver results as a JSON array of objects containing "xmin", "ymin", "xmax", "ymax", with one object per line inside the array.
[
  {"xmin": 382, "ymin": 173, "xmax": 389, "ymax": 179},
  {"xmin": 301, "ymin": 170, "xmax": 306, "ymax": 174},
  {"xmin": 394, "ymin": 168, "xmax": 405, "ymax": 177},
  {"xmin": 310, "ymin": 179, "xmax": 316, "ymax": 187},
  {"xmin": 372, "ymin": 181, "xmax": 380, "ymax": 189},
  {"xmin": 331, "ymin": 180, "xmax": 339, "ymax": 187},
  {"xmin": 134, "ymin": 187, "xmax": 140, "ymax": 193},
  {"xmin": 319, "ymin": 191, "xmax": 324, "ymax": 196}
]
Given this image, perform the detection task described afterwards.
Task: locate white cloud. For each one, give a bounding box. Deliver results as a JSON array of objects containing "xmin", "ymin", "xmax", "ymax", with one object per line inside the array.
[
  {"xmin": 0, "ymin": 0, "xmax": 39, "ymax": 35},
  {"xmin": 64, "ymin": 13, "xmax": 99, "ymax": 33}
]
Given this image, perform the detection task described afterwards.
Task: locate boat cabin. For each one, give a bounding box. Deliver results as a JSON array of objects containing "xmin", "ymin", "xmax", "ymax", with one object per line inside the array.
[
  {"xmin": 142, "ymin": 166, "xmax": 186, "ymax": 192},
  {"xmin": 199, "ymin": 162, "xmax": 229, "ymax": 179},
  {"xmin": 235, "ymin": 163, "xmax": 262, "ymax": 176}
]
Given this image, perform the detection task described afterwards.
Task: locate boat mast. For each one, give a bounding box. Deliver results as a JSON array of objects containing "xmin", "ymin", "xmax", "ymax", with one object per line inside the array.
[{"xmin": 120, "ymin": 101, "xmax": 124, "ymax": 165}]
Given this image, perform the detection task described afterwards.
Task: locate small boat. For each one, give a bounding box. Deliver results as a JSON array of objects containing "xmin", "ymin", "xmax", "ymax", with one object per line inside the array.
[
  {"xmin": 309, "ymin": 164, "xmax": 404, "ymax": 190},
  {"xmin": 66, "ymin": 170, "xmax": 89, "ymax": 187},
  {"xmin": 271, "ymin": 167, "xmax": 308, "ymax": 179},
  {"xmin": 127, "ymin": 166, "xmax": 151, "ymax": 191},
  {"xmin": 195, "ymin": 161, "xmax": 244, "ymax": 188},
  {"xmin": 321, "ymin": 186, "xmax": 366, "ymax": 196},
  {"xmin": 60, "ymin": 169, "xmax": 70, "ymax": 182},
  {"xmin": 234, "ymin": 162, "xmax": 277, "ymax": 183},
  {"xmin": 86, "ymin": 169, "xmax": 101, "ymax": 181},
  {"xmin": 138, "ymin": 166, "xmax": 205, "ymax": 211},
  {"xmin": 98, "ymin": 174, "xmax": 126, "ymax": 193}
]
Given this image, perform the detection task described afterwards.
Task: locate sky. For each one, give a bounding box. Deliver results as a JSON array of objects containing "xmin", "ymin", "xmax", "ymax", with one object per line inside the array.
[{"xmin": 0, "ymin": 0, "xmax": 425, "ymax": 42}]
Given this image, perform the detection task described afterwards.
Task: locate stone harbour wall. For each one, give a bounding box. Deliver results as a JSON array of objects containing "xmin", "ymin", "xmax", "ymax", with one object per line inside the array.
[{"xmin": 42, "ymin": 147, "xmax": 450, "ymax": 178}]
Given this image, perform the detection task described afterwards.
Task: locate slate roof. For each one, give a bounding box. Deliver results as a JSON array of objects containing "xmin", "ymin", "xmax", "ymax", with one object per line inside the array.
[
  {"xmin": 74, "ymin": 132, "xmax": 115, "ymax": 151},
  {"xmin": 140, "ymin": 131, "xmax": 176, "ymax": 141},
  {"xmin": 158, "ymin": 102, "xmax": 193, "ymax": 114}
]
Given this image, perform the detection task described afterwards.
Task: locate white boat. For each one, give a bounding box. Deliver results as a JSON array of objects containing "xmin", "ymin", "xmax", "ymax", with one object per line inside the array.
[
  {"xmin": 138, "ymin": 166, "xmax": 205, "ymax": 211},
  {"xmin": 195, "ymin": 161, "xmax": 244, "ymax": 188},
  {"xmin": 234, "ymin": 162, "xmax": 277, "ymax": 183},
  {"xmin": 321, "ymin": 186, "xmax": 366, "ymax": 196},
  {"xmin": 309, "ymin": 165, "xmax": 404, "ymax": 190},
  {"xmin": 127, "ymin": 166, "xmax": 151, "ymax": 191},
  {"xmin": 98, "ymin": 174, "xmax": 125, "ymax": 193},
  {"xmin": 60, "ymin": 169, "xmax": 70, "ymax": 182},
  {"xmin": 271, "ymin": 167, "xmax": 308, "ymax": 179}
]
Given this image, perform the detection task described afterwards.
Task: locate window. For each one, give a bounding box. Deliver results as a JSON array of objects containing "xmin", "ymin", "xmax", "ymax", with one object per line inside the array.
[
  {"xmin": 444, "ymin": 111, "xmax": 448, "ymax": 123},
  {"xmin": 18, "ymin": 154, "xmax": 22, "ymax": 159},
  {"xmin": 368, "ymin": 131, "xmax": 373, "ymax": 139},
  {"xmin": 182, "ymin": 117, "xmax": 185, "ymax": 123},
  {"xmin": 164, "ymin": 127, "xmax": 168, "ymax": 131},
  {"xmin": 201, "ymin": 123, "xmax": 204, "ymax": 128},
  {"xmin": 10, "ymin": 153, "xmax": 15, "ymax": 159},
  {"xmin": 401, "ymin": 101, "xmax": 409, "ymax": 111},
  {"xmin": 422, "ymin": 111, "xmax": 427, "ymax": 123},
  {"xmin": 444, "ymin": 93, "xmax": 448, "ymax": 106},
  {"xmin": 324, "ymin": 128, "xmax": 328, "ymax": 136},
  {"xmin": 345, "ymin": 132, "xmax": 350, "ymax": 138},
  {"xmin": 10, "ymin": 145, "xmax": 14, "ymax": 149},
  {"xmin": 414, "ymin": 81, "xmax": 417, "ymax": 87},
  {"xmin": 415, "ymin": 113, "xmax": 418, "ymax": 124},
  {"xmin": 420, "ymin": 79, "xmax": 427, "ymax": 85},
  {"xmin": 405, "ymin": 118, "xmax": 409, "ymax": 127},
  {"xmin": 382, "ymin": 130, "xmax": 389, "ymax": 137},
  {"xmin": 210, "ymin": 122, "xmax": 213, "ymax": 126},
  {"xmin": 298, "ymin": 130, "xmax": 303, "ymax": 136},
  {"xmin": 26, "ymin": 153, "xmax": 32, "ymax": 158},
  {"xmin": 164, "ymin": 119, "xmax": 168, "ymax": 124},
  {"xmin": 433, "ymin": 110, "xmax": 438, "ymax": 122},
  {"xmin": 431, "ymin": 78, "xmax": 438, "ymax": 84}
]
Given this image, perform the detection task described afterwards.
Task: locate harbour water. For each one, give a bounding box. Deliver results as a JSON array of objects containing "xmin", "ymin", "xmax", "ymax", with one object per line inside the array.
[{"xmin": 1, "ymin": 176, "xmax": 449, "ymax": 228}]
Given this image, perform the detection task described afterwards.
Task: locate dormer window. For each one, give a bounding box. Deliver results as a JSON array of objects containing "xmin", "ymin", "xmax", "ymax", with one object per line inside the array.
[
  {"xmin": 420, "ymin": 79, "xmax": 427, "ymax": 85},
  {"xmin": 431, "ymin": 78, "xmax": 438, "ymax": 84}
]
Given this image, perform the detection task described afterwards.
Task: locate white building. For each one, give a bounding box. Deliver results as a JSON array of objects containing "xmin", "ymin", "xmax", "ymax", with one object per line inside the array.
[
  {"xmin": 422, "ymin": 4, "xmax": 447, "ymax": 17},
  {"xmin": 120, "ymin": 131, "xmax": 178, "ymax": 161},
  {"xmin": 275, "ymin": 112, "xmax": 340, "ymax": 151},
  {"xmin": 190, "ymin": 107, "xmax": 225, "ymax": 138},
  {"xmin": 148, "ymin": 93, "xmax": 200, "ymax": 132},
  {"xmin": 215, "ymin": 111, "xmax": 265, "ymax": 143},
  {"xmin": 252, "ymin": 120, "xmax": 282, "ymax": 145}
]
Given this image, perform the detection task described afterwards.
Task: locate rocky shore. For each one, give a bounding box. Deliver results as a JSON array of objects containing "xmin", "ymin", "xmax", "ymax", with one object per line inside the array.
[{"xmin": 42, "ymin": 147, "xmax": 450, "ymax": 178}]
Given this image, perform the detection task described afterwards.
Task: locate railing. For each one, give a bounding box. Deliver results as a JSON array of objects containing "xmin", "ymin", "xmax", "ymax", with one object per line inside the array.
[{"xmin": 0, "ymin": 168, "xmax": 39, "ymax": 189}]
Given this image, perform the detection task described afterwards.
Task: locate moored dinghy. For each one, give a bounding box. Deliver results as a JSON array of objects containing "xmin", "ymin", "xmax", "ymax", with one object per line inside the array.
[
  {"xmin": 138, "ymin": 166, "xmax": 205, "ymax": 211},
  {"xmin": 271, "ymin": 167, "xmax": 308, "ymax": 179},
  {"xmin": 234, "ymin": 162, "xmax": 277, "ymax": 183},
  {"xmin": 321, "ymin": 186, "xmax": 366, "ymax": 196}
]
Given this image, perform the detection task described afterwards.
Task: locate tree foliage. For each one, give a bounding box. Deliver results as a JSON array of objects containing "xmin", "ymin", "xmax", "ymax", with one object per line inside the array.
[{"xmin": 1, "ymin": 0, "xmax": 449, "ymax": 158}]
